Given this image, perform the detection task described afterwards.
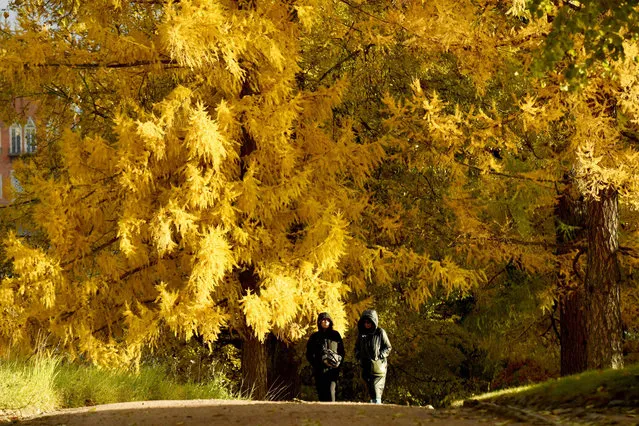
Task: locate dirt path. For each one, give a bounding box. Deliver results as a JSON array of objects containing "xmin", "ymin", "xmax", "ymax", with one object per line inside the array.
[
  {"xmin": 4, "ymin": 400, "xmax": 638, "ymax": 425},
  {"xmin": 2, "ymin": 400, "xmax": 526, "ymax": 426}
]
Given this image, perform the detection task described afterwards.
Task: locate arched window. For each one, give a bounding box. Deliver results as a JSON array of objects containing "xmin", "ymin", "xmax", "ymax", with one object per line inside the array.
[
  {"xmin": 24, "ymin": 117, "xmax": 36, "ymax": 153},
  {"xmin": 9, "ymin": 124, "xmax": 21, "ymax": 155}
]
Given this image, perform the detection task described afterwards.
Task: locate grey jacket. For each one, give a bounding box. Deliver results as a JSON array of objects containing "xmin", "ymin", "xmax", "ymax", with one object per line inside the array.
[{"xmin": 355, "ymin": 309, "xmax": 392, "ymax": 374}]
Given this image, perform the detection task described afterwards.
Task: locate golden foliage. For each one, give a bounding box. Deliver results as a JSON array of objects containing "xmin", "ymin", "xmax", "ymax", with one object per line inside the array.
[
  {"xmin": 0, "ymin": 0, "xmax": 381, "ymax": 365},
  {"xmin": 3, "ymin": 0, "xmax": 639, "ymax": 371}
]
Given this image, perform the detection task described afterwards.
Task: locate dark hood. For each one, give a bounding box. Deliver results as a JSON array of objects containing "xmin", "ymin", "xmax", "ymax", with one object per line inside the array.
[
  {"xmin": 358, "ymin": 309, "xmax": 379, "ymax": 334},
  {"xmin": 317, "ymin": 312, "xmax": 334, "ymax": 331}
]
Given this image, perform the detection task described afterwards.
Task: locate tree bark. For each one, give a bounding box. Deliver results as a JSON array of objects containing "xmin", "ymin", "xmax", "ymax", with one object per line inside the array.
[
  {"xmin": 267, "ymin": 335, "xmax": 302, "ymax": 400},
  {"xmin": 236, "ymin": 25, "xmax": 266, "ymax": 394},
  {"xmin": 584, "ymin": 187, "xmax": 623, "ymax": 370},
  {"xmin": 559, "ymin": 285, "xmax": 588, "ymax": 375},
  {"xmin": 239, "ymin": 267, "xmax": 269, "ymax": 399},
  {"xmin": 241, "ymin": 330, "xmax": 269, "ymax": 399},
  {"xmin": 555, "ymin": 185, "xmax": 588, "ymax": 375}
]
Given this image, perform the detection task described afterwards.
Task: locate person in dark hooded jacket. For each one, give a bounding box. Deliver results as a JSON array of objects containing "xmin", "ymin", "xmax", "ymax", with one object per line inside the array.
[
  {"xmin": 305, "ymin": 312, "xmax": 345, "ymax": 401},
  {"xmin": 355, "ymin": 309, "xmax": 391, "ymax": 404}
]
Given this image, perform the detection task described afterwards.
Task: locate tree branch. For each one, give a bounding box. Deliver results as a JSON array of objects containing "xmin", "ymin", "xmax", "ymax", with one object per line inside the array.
[
  {"xmin": 0, "ymin": 198, "xmax": 38, "ymax": 209},
  {"xmin": 316, "ymin": 45, "xmax": 368, "ymax": 84},
  {"xmin": 482, "ymin": 265, "xmax": 508, "ymax": 289},
  {"xmin": 26, "ymin": 59, "xmax": 180, "ymax": 70},
  {"xmin": 455, "ymin": 159, "xmax": 568, "ymax": 185},
  {"xmin": 60, "ymin": 236, "xmax": 119, "ymax": 267},
  {"xmin": 619, "ymin": 246, "xmax": 639, "ymax": 259}
]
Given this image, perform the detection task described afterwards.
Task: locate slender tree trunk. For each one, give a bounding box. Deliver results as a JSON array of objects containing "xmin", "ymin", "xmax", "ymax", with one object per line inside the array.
[
  {"xmin": 584, "ymin": 188, "xmax": 623, "ymax": 370},
  {"xmin": 556, "ymin": 185, "xmax": 588, "ymax": 375}
]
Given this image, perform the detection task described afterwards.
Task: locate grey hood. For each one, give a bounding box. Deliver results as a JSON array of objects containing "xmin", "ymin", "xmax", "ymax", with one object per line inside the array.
[{"xmin": 358, "ymin": 309, "xmax": 379, "ymax": 334}]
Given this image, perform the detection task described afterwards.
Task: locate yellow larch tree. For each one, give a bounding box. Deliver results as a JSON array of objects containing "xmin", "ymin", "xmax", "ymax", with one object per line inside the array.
[
  {"xmin": 490, "ymin": 2, "xmax": 639, "ymax": 373},
  {"xmin": 292, "ymin": 0, "xmax": 568, "ymax": 386},
  {"xmin": 0, "ymin": 0, "xmax": 384, "ymax": 397},
  {"xmin": 5, "ymin": 0, "xmax": 637, "ymax": 398},
  {"xmin": 295, "ymin": 0, "xmax": 501, "ymax": 319},
  {"xmin": 381, "ymin": 0, "xmax": 639, "ymax": 373}
]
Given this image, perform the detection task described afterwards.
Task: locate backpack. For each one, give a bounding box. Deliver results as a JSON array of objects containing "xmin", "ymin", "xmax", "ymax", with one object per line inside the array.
[{"xmin": 321, "ymin": 345, "xmax": 342, "ymax": 368}]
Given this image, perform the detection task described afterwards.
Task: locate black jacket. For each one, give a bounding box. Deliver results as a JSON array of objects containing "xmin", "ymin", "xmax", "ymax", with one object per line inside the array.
[
  {"xmin": 306, "ymin": 312, "xmax": 345, "ymax": 375},
  {"xmin": 355, "ymin": 309, "xmax": 392, "ymax": 375}
]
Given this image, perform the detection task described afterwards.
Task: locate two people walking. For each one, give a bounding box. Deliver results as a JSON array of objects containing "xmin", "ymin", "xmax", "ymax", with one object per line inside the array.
[{"xmin": 306, "ymin": 309, "xmax": 392, "ymax": 403}]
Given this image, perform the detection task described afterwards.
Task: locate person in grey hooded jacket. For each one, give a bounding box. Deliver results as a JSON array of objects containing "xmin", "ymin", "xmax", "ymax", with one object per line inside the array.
[
  {"xmin": 306, "ymin": 312, "xmax": 345, "ymax": 401},
  {"xmin": 355, "ymin": 309, "xmax": 391, "ymax": 404}
]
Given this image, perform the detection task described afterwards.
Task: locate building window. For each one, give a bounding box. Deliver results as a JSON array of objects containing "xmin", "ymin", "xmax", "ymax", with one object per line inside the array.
[
  {"xmin": 24, "ymin": 117, "xmax": 36, "ymax": 153},
  {"xmin": 9, "ymin": 124, "xmax": 21, "ymax": 155},
  {"xmin": 10, "ymin": 170, "xmax": 22, "ymax": 194}
]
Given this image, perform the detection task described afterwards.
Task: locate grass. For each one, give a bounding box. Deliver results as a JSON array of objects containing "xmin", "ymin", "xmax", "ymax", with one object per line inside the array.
[
  {"xmin": 0, "ymin": 355, "xmax": 238, "ymax": 416},
  {"xmin": 0, "ymin": 357, "xmax": 59, "ymax": 414},
  {"xmin": 454, "ymin": 362, "xmax": 639, "ymax": 410}
]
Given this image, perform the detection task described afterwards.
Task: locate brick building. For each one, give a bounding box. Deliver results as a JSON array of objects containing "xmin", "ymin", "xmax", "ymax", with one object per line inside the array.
[{"xmin": 0, "ymin": 98, "xmax": 37, "ymax": 204}]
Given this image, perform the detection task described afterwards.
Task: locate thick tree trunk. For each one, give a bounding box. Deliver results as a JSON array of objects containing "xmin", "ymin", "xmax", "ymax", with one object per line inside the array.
[
  {"xmin": 267, "ymin": 335, "xmax": 302, "ymax": 400},
  {"xmin": 555, "ymin": 186, "xmax": 588, "ymax": 375},
  {"xmin": 239, "ymin": 267, "xmax": 269, "ymax": 399},
  {"xmin": 241, "ymin": 331, "xmax": 269, "ymax": 399},
  {"xmin": 584, "ymin": 188, "xmax": 623, "ymax": 370},
  {"xmin": 559, "ymin": 288, "xmax": 588, "ymax": 375}
]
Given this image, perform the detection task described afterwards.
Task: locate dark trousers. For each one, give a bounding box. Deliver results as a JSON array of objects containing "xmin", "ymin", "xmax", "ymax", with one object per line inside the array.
[
  {"xmin": 364, "ymin": 374, "xmax": 386, "ymax": 403},
  {"xmin": 315, "ymin": 373, "xmax": 337, "ymax": 402}
]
